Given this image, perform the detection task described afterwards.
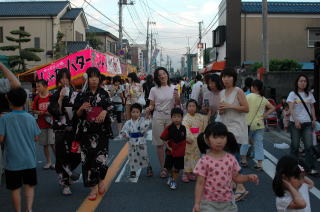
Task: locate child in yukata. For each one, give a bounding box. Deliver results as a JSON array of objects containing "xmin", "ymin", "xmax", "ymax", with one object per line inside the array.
[{"xmin": 120, "ymin": 103, "xmax": 153, "ymax": 178}]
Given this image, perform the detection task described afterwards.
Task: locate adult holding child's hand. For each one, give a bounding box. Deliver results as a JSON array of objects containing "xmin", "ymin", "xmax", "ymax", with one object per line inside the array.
[{"xmin": 148, "ymin": 67, "xmax": 180, "ymax": 178}]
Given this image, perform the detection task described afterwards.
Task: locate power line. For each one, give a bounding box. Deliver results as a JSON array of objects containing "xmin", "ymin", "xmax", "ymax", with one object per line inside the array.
[
  {"xmin": 148, "ymin": 0, "xmax": 198, "ymax": 23},
  {"xmin": 131, "ymin": 4, "xmax": 147, "ymax": 31},
  {"xmin": 83, "ymin": 0, "xmax": 118, "ymax": 26},
  {"xmin": 140, "ymin": 0, "xmax": 197, "ymax": 28},
  {"xmin": 126, "ymin": 6, "xmax": 146, "ymax": 36}
]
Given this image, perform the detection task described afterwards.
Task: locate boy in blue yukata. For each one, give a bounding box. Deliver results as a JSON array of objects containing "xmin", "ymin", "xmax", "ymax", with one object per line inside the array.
[
  {"xmin": 120, "ymin": 103, "xmax": 153, "ymax": 178},
  {"xmin": 0, "ymin": 87, "xmax": 41, "ymax": 212}
]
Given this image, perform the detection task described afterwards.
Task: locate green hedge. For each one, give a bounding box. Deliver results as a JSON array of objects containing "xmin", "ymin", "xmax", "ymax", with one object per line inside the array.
[{"xmin": 247, "ymin": 59, "xmax": 302, "ymax": 72}]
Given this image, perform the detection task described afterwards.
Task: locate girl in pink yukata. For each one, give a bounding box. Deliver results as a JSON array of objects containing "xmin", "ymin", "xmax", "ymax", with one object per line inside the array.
[{"xmin": 192, "ymin": 122, "xmax": 259, "ymax": 212}]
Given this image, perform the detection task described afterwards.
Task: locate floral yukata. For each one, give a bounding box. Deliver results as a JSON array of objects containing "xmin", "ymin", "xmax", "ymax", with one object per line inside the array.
[
  {"xmin": 73, "ymin": 88, "xmax": 112, "ymax": 187},
  {"xmin": 121, "ymin": 117, "xmax": 151, "ymax": 172},
  {"xmin": 182, "ymin": 113, "xmax": 208, "ymax": 172}
]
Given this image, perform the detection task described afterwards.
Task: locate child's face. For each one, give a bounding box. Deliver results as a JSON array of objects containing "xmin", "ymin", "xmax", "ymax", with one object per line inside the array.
[
  {"xmin": 207, "ymin": 135, "xmax": 227, "ymax": 151},
  {"xmin": 187, "ymin": 102, "xmax": 197, "ymax": 115},
  {"xmin": 36, "ymin": 83, "xmax": 47, "ymax": 93},
  {"xmin": 171, "ymin": 114, "xmax": 182, "ymax": 126},
  {"xmin": 286, "ymin": 174, "xmax": 304, "ymax": 190},
  {"xmin": 131, "ymin": 108, "xmax": 141, "ymax": 120}
]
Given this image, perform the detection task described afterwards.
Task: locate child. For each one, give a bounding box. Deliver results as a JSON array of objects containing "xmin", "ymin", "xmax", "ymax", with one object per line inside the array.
[
  {"xmin": 182, "ymin": 99, "xmax": 207, "ymax": 182},
  {"xmin": 33, "ymin": 79, "xmax": 55, "ymax": 169},
  {"xmin": 282, "ymin": 103, "xmax": 290, "ymax": 131},
  {"xmin": 273, "ymin": 155, "xmax": 313, "ymax": 212},
  {"xmin": 0, "ymin": 87, "xmax": 41, "ymax": 212},
  {"xmin": 193, "ymin": 122, "xmax": 259, "ymax": 212},
  {"xmin": 120, "ymin": 103, "xmax": 153, "ymax": 178},
  {"xmin": 160, "ymin": 107, "xmax": 186, "ymax": 190}
]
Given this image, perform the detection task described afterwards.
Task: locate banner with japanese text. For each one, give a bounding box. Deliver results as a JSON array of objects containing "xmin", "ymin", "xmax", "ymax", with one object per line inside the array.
[{"xmin": 36, "ymin": 49, "xmax": 121, "ymax": 89}]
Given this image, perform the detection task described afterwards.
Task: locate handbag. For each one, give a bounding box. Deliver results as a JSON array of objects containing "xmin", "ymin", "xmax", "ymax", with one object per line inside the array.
[
  {"xmin": 248, "ymin": 96, "xmax": 263, "ymax": 132},
  {"xmin": 137, "ymin": 94, "xmax": 146, "ymax": 106}
]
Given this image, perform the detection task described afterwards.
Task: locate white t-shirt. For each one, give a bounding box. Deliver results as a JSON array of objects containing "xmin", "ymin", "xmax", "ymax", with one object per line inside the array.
[
  {"xmin": 286, "ymin": 91, "xmax": 315, "ymax": 123},
  {"xmin": 276, "ymin": 183, "xmax": 311, "ymax": 212},
  {"xmin": 148, "ymin": 85, "xmax": 175, "ymax": 119},
  {"xmin": 190, "ymin": 81, "xmax": 203, "ymax": 101}
]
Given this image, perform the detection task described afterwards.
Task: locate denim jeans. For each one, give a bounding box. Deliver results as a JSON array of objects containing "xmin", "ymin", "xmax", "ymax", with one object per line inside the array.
[
  {"xmin": 240, "ymin": 129, "xmax": 264, "ymax": 161},
  {"xmin": 289, "ymin": 122, "xmax": 315, "ymax": 170}
]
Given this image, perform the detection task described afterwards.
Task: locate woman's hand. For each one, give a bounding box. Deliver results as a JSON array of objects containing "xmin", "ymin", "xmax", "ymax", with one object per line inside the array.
[
  {"xmin": 96, "ymin": 110, "xmax": 107, "ymax": 123},
  {"xmin": 247, "ymin": 174, "xmax": 259, "ymax": 184},
  {"xmin": 282, "ymin": 178, "xmax": 293, "ymax": 190},
  {"xmin": 80, "ymin": 102, "xmax": 91, "ymax": 111},
  {"xmin": 59, "ymin": 87, "xmax": 67, "ymax": 98},
  {"xmin": 295, "ymin": 121, "xmax": 301, "ymax": 129},
  {"xmin": 312, "ymin": 120, "xmax": 316, "ymax": 129},
  {"xmin": 219, "ymin": 102, "xmax": 234, "ymax": 110}
]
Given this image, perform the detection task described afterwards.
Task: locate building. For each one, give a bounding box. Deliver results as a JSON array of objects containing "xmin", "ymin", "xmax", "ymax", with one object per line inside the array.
[
  {"xmin": 213, "ymin": 1, "xmax": 320, "ymax": 66},
  {"xmin": 130, "ymin": 44, "xmax": 146, "ymax": 73},
  {"xmin": 0, "ymin": 1, "xmax": 88, "ymax": 68},
  {"xmin": 86, "ymin": 25, "xmax": 118, "ymax": 55}
]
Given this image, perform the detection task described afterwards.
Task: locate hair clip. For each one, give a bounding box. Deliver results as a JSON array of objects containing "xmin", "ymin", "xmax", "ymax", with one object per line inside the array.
[{"xmin": 298, "ymin": 165, "xmax": 305, "ymax": 172}]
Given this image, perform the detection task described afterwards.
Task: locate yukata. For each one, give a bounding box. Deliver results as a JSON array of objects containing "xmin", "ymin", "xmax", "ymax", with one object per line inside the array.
[
  {"xmin": 48, "ymin": 87, "xmax": 81, "ymax": 187},
  {"xmin": 73, "ymin": 88, "xmax": 112, "ymax": 187},
  {"xmin": 120, "ymin": 117, "xmax": 151, "ymax": 172},
  {"xmin": 182, "ymin": 113, "xmax": 208, "ymax": 172}
]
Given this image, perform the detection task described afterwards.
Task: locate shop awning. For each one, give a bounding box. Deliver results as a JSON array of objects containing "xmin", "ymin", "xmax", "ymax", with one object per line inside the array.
[{"xmin": 200, "ymin": 61, "xmax": 226, "ymax": 74}]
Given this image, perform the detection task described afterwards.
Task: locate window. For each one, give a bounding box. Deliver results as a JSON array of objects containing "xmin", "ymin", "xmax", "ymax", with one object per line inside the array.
[
  {"xmin": 75, "ymin": 31, "xmax": 83, "ymax": 41},
  {"xmin": 308, "ymin": 29, "xmax": 320, "ymax": 47},
  {"xmin": 0, "ymin": 27, "xmax": 3, "ymax": 43},
  {"xmin": 34, "ymin": 37, "xmax": 40, "ymax": 48},
  {"xmin": 213, "ymin": 25, "xmax": 226, "ymax": 47},
  {"xmin": 19, "ymin": 26, "xmax": 25, "ymax": 31}
]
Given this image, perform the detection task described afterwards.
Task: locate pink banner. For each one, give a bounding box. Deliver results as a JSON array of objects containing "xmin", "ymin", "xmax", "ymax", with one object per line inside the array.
[{"xmin": 36, "ymin": 49, "xmax": 121, "ymax": 89}]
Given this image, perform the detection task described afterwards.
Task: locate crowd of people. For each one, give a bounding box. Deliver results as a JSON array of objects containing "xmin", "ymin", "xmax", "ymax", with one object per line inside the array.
[{"xmin": 0, "ymin": 62, "xmax": 319, "ymax": 212}]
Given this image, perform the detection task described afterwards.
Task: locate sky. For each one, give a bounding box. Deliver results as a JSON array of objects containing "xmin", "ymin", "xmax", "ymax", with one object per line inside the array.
[{"xmin": 2, "ymin": 0, "xmax": 319, "ymax": 69}]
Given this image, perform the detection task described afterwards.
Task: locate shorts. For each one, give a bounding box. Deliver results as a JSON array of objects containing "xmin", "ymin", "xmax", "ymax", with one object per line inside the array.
[
  {"xmin": 200, "ymin": 199, "xmax": 237, "ymax": 212},
  {"xmin": 152, "ymin": 118, "xmax": 171, "ymax": 146},
  {"xmin": 5, "ymin": 168, "xmax": 37, "ymax": 190},
  {"xmin": 164, "ymin": 155, "xmax": 184, "ymax": 170},
  {"xmin": 38, "ymin": 128, "xmax": 55, "ymax": 145}
]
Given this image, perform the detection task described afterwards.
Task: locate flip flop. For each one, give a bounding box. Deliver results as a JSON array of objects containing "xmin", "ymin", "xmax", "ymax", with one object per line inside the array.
[
  {"xmin": 235, "ymin": 190, "xmax": 249, "ymax": 202},
  {"xmin": 88, "ymin": 192, "xmax": 97, "ymax": 201},
  {"xmin": 160, "ymin": 169, "xmax": 168, "ymax": 178},
  {"xmin": 43, "ymin": 164, "xmax": 51, "ymax": 170},
  {"xmin": 62, "ymin": 186, "xmax": 72, "ymax": 196},
  {"xmin": 98, "ymin": 183, "xmax": 106, "ymax": 195}
]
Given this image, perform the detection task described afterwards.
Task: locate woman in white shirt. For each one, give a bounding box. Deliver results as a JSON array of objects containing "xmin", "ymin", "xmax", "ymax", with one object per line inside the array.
[
  {"xmin": 287, "ymin": 74, "xmax": 318, "ymax": 175},
  {"xmin": 147, "ymin": 67, "xmax": 180, "ymax": 178}
]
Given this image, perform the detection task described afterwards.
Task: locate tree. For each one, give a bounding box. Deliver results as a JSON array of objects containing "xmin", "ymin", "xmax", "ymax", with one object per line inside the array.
[
  {"xmin": 86, "ymin": 32, "xmax": 103, "ymax": 51},
  {"xmin": 53, "ymin": 31, "xmax": 67, "ymax": 60},
  {"xmin": 0, "ymin": 29, "xmax": 44, "ymax": 73}
]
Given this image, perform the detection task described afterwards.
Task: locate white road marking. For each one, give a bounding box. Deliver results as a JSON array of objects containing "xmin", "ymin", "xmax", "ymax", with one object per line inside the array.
[
  {"xmin": 269, "ymin": 131, "xmax": 291, "ymax": 142},
  {"xmin": 115, "ymin": 159, "xmax": 129, "ymax": 183},
  {"xmin": 263, "ymin": 149, "xmax": 320, "ymax": 200}
]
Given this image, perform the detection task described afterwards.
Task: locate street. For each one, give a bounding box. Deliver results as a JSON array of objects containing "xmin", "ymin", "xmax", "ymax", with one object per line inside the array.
[{"xmin": 1, "ymin": 129, "xmax": 320, "ymax": 212}]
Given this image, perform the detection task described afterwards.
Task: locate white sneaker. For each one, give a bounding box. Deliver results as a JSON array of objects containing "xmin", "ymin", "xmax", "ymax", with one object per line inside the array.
[{"xmin": 169, "ymin": 180, "xmax": 177, "ymax": 190}]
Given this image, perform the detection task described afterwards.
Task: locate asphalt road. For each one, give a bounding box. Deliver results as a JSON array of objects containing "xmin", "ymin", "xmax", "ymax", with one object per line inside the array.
[{"xmin": 1, "ymin": 129, "xmax": 320, "ymax": 212}]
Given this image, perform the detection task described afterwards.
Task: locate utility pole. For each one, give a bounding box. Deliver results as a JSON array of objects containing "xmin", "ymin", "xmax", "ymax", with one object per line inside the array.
[
  {"xmin": 118, "ymin": 0, "xmax": 134, "ymax": 56},
  {"xmin": 262, "ymin": 0, "xmax": 269, "ymax": 72},
  {"xmin": 145, "ymin": 20, "xmax": 156, "ymax": 73},
  {"xmin": 198, "ymin": 21, "xmax": 203, "ymax": 43}
]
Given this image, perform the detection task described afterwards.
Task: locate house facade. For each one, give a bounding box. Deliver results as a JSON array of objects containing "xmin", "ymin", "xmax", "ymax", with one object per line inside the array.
[
  {"xmin": 0, "ymin": 1, "xmax": 88, "ymax": 68},
  {"xmin": 213, "ymin": 1, "xmax": 320, "ymax": 66},
  {"xmin": 86, "ymin": 25, "xmax": 118, "ymax": 55}
]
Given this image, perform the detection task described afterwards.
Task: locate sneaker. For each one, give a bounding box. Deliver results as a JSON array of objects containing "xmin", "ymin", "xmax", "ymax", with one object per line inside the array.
[
  {"xmin": 167, "ymin": 177, "xmax": 173, "ymax": 185},
  {"xmin": 129, "ymin": 171, "xmax": 136, "ymax": 178},
  {"xmin": 169, "ymin": 180, "xmax": 177, "ymax": 190}
]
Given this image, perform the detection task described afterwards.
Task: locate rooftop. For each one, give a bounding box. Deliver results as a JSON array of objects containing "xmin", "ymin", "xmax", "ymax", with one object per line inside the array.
[
  {"xmin": 242, "ymin": 2, "xmax": 320, "ymax": 14},
  {"xmin": 61, "ymin": 8, "xmax": 83, "ymax": 20},
  {"xmin": 0, "ymin": 1, "xmax": 69, "ymax": 17}
]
